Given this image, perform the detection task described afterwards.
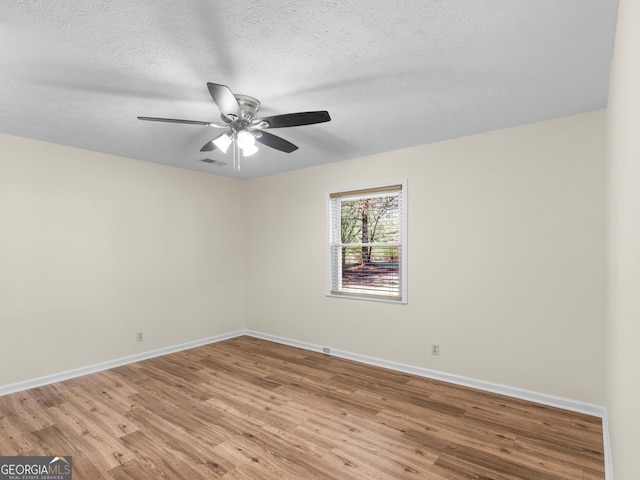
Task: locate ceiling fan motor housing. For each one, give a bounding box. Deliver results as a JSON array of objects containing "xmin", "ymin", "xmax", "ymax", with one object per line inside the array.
[{"xmin": 232, "ymin": 94, "xmax": 260, "ymax": 123}]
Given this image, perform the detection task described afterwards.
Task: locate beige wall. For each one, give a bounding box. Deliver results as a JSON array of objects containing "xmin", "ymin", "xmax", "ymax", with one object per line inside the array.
[
  {"xmin": 1, "ymin": 110, "xmax": 607, "ymax": 406},
  {"xmin": 607, "ymin": 0, "xmax": 640, "ymax": 475},
  {"xmin": 245, "ymin": 110, "xmax": 607, "ymax": 405},
  {"xmin": 0, "ymin": 134, "xmax": 246, "ymax": 385}
]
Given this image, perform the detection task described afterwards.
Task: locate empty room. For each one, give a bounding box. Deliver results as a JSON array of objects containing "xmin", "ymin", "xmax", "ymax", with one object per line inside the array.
[{"xmin": 1, "ymin": 1, "xmax": 638, "ymax": 479}]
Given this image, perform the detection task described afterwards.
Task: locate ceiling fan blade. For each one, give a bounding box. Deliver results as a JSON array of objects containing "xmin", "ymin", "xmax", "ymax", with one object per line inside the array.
[
  {"xmin": 137, "ymin": 116, "xmax": 214, "ymax": 126},
  {"xmin": 200, "ymin": 140, "xmax": 217, "ymax": 152},
  {"xmin": 207, "ymin": 83, "xmax": 241, "ymax": 120},
  {"xmin": 257, "ymin": 111, "xmax": 331, "ymax": 129},
  {"xmin": 200, "ymin": 131, "xmax": 230, "ymax": 152},
  {"xmin": 254, "ymin": 130, "xmax": 298, "ymax": 153}
]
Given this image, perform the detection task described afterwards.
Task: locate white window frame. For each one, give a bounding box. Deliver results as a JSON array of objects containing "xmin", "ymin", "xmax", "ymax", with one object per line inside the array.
[{"xmin": 326, "ymin": 180, "xmax": 408, "ymax": 304}]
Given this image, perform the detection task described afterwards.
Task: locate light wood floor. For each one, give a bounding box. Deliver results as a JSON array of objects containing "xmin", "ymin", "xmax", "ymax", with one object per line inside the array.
[{"xmin": 0, "ymin": 336, "xmax": 604, "ymax": 479}]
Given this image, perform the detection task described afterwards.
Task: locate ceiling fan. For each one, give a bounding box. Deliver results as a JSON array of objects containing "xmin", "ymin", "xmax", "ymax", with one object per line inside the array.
[{"xmin": 138, "ymin": 82, "xmax": 331, "ymax": 171}]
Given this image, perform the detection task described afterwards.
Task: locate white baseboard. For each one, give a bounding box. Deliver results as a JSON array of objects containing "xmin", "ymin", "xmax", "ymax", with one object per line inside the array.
[
  {"xmin": 601, "ymin": 410, "xmax": 613, "ymax": 480},
  {"xmin": 1, "ymin": 327, "xmax": 605, "ymax": 417},
  {"xmin": 245, "ymin": 330, "xmax": 613, "ymax": 480},
  {"xmin": 245, "ymin": 330, "xmax": 605, "ymax": 416},
  {"xmin": 0, "ymin": 330, "xmax": 245, "ymax": 397},
  {"xmin": 0, "ymin": 328, "xmax": 612, "ymax": 480}
]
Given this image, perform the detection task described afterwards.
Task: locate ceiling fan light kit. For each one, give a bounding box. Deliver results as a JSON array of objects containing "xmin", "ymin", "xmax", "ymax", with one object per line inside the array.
[
  {"xmin": 212, "ymin": 132, "xmax": 232, "ymax": 153},
  {"xmin": 236, "ymin": 130, "xmax": 257, "ymax": 154},
  {"xmin": 138, "ymin": 83, "xmax": 331, "ymax": 172}
]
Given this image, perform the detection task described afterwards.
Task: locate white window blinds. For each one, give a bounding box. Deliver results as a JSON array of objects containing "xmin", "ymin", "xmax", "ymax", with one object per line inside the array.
[{"xmin": 328, "ymin": 182, "xmax": 407, "ymax": 303}]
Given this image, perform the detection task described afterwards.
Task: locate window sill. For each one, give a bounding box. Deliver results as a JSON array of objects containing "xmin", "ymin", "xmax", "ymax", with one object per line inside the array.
[{"xmin": 326, "ymin": 292, "xmax": 407, "ymax": 304}]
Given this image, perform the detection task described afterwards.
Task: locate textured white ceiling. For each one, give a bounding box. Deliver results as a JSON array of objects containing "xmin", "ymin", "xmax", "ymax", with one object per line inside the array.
[{"xmin": 0, "ymin": 1, "xmax": 618, "ymax": 179}]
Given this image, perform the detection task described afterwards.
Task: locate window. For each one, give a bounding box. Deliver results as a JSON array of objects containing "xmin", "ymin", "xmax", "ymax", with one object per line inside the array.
[{"xmin": 328, "ymin": 181, "xmax": 407, "ymax": 303}]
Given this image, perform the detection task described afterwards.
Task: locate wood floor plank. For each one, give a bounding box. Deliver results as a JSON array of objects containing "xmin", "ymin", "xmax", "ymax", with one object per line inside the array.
[
  {"xmin": 118, "ymin": 430, "xmax": 218, "ymax": 480},
  {"xmin": 0, "ymin": 336, "xmax": 604, "ymax": 479},
  {"xmin": 0, "ymin": 414, "xmax": 38, "ymax": 456},
  {"xmin": 0, "ymin": 392, "xmax": 55, "ymax": 432}
]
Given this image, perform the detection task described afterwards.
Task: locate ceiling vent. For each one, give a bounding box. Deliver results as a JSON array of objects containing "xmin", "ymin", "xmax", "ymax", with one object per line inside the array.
[{"xmin": 199, "ymin": 158, "xmax": 226, "ymax": 166}]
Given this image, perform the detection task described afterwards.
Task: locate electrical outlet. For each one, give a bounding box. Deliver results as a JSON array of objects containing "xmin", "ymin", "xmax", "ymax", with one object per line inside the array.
[
  {"xmin": 322, "ymin": 347, "xmax": 330, "ymax": 354},
  {"xmin": 431, "ymin": 343, "xmax": 440, "ymax": 356},
  {"xmin": 137, "ymin": 332, "xmax": 144, "ymax": 342}
]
